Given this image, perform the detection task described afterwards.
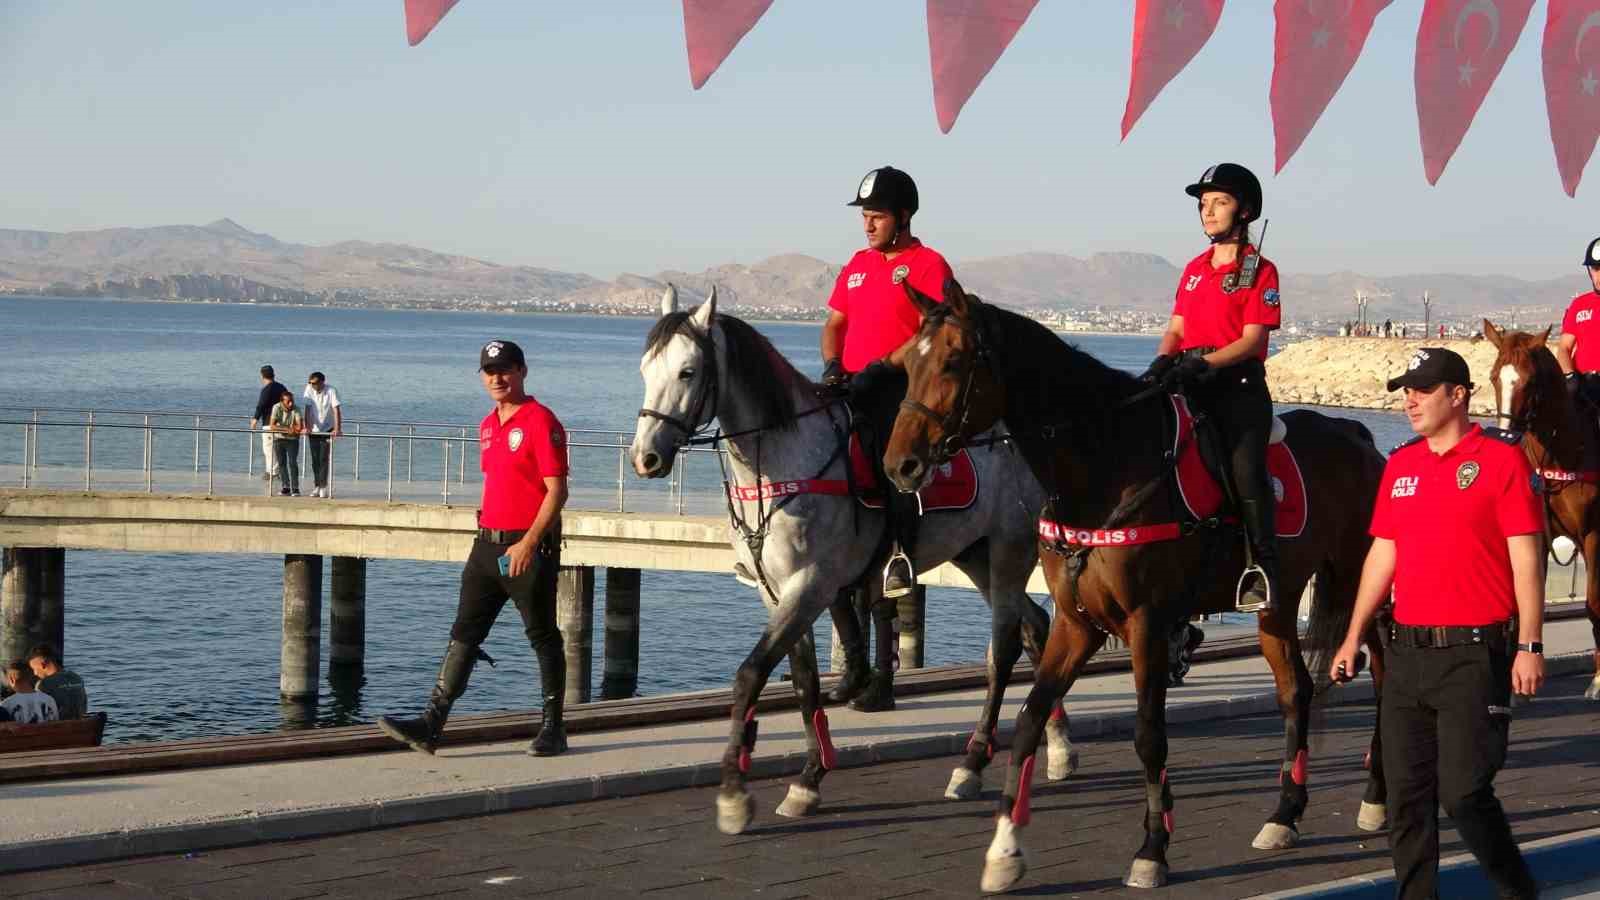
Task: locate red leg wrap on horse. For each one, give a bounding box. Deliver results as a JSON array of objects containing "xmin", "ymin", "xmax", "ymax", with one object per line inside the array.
[
  {"xmin": 1164, "ymin": 811, "xmax": 1175, "ymax": 834},
  {"xmin": 813, "ymin": 709, "xmax": 836, "ymax": 770},
  {"xmin": 1363, "ymin": 749, "xmax": 1372, "ymax": 771},
  {"xmin": 738, "ymin": 707, "xmax": 757, "ymax": 774},
  {"xmin": 1010, "ymin": 754, "xmax": 1037, "ymax": 827},
  {"xmin": 1291, "ymin": 749, "xmax": 1308, "ymax": 786},
  {"xmin": 1049, "ymin": 704, "xmax": 1065, "ymax": 723}
]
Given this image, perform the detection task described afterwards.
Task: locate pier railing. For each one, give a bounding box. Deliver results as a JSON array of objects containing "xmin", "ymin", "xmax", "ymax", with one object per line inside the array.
[{"xmin": 0, "ymin": 405, "xmax": 725, "ymax": 514}]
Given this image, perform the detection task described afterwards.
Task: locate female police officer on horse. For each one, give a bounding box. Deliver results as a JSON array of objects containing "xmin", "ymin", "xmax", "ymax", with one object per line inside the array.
[{"xmin": 1143, "ymin": 163, "xmax": 1282, "ymax": 612}]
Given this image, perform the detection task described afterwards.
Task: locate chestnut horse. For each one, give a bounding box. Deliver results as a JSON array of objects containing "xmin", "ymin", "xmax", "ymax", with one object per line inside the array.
[
  {"xmin": 1485, "ymin": 319, "xmax": 1600, "ymax": 699},
  {"xmin": 883, "ymin": 282, "xmax": 1389, "ymax": 893}
]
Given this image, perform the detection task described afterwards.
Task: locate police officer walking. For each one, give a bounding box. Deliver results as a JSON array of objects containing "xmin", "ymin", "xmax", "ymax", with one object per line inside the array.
[
  {"xmin": 818, "ymin": 165, "xmax": 955, "ymax": 602},
  {"xmin": 378, "ymin": 340, "xmax": 572, "ymax": 757},
  {"xmin": 1331, "ymin": 347, "xmax": 1545, "ymax": 900},
  {"xmin": 1555, "ymin": 237, "xmax": 1600, "ymax": 408}
]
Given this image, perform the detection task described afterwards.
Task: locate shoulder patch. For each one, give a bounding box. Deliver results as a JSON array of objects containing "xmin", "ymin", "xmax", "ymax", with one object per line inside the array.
[
  {"xmin": 1482, "ymin": 427, "xmax": 1524, "ymax": 445},
  {"xmin": 1390, "ymin": 434, "xmax": 1426, "ymax": 453}
]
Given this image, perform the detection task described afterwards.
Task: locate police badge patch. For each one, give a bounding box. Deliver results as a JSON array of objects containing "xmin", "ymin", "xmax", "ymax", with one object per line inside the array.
[
  {"xmin": 508, "ymin": 427, "xmax": 524, "ymax": 452},
  {"xmin": 892, "ymin": 265, "xmax": 910, "ymax": 284},
  {"xmin": 1456, "ymin": 461, "xmax": 1479, "ymax": 490},
  {"xmin": 1263, "ymin": 288, "xmax": 1280, "ymax": 306}
]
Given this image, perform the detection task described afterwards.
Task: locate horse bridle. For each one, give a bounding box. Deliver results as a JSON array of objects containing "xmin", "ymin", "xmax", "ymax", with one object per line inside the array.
[
  {"xmin": 897, "ymin": 305, "xmax": 989, "ymax": 467},
  {"xmin": 637, "ymin": 323, "xmax": 720, "ymax": 443}
]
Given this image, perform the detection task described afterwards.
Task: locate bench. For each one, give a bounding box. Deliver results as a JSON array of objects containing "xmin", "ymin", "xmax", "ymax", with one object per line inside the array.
[{"xmin": 0, "ymin": 713, "xmax": 107, "ymax": 754}]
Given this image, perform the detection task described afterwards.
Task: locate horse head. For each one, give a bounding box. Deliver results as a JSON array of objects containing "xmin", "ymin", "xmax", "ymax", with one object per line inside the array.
[
  {"xmin": 1485, "ymin": 318, "xmax": 1558, "ymax": 433},
  {"xmin": 632, "ymin": 284, "xmax": 720, "ymax": 478},
  {"xmin": 885, "ymin": 277, "xmax": 1004, "ymax": 492}
]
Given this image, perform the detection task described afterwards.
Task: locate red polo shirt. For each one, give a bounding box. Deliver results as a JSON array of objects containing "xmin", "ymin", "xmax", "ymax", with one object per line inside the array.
[
  {"xmin": 1368, "ymin": 425, "xmax": 1541, "ymax": 626},
  {"xmin": 827, "ymin": 239, "xmax": 955, "ymax": 373},
  {"xmin": 478, "ymin": 398, "xmax": 569, "ymax": 530},
  {"xmin": 1172, "ymin": 245, "xmax": 1281, "ymax": 360},
  {"xmin": 1560, "ymin": 291, "xmax": 1600, "ymax": 372}
]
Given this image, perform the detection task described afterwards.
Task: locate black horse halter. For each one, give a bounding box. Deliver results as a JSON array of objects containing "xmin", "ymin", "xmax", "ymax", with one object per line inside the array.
[
  {"xmin": 637, "ymin": 323, "xmax": 720, "ymax": 443},
  {"xmin": 897, "ymin": 304, "xmax": 990, "ymax": 467}
]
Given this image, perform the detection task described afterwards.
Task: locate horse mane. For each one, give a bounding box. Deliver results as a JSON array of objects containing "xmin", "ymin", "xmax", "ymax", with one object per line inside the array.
[
  {"xmin": 644, "ymin": 310, "xmax": 801, "ymax": 430},
  {"xmin": 972, "ymin": 300, "xmax": 1142, "ymax": 428}
]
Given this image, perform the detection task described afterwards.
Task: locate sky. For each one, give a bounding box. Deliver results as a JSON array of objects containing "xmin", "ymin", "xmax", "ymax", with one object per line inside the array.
[{"xmin": 2, "ymin": 2, "xmax": 1595, "ymax": 284}]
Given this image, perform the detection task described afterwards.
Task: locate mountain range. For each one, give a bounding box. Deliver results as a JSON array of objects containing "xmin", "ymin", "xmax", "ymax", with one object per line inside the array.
[{"xmin": 0, "ymin": 219, "xmax": 1580, "ymax": 323}]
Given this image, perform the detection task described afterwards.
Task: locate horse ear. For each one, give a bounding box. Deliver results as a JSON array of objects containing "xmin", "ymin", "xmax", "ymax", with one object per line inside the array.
[
  {"xmin": 1483, "ymin": 318, "xmax": 1502, "ymax": 347},
  {"xmin": 1539, "ymin": 325, "xmax": 1552, "ymax": 346},
  {"xmin": 903, "ymin": 281, "xmax": 939, "ymax": 317},
  {"xmin": 661, "ymin": 284, "xmax": 679, "ymax": 316},
  {"xmin": 944, "ymin": 277, "xmax": 969, "ymax": 315},
  {"xmin": 690, "ymin": 284, "xmax": 717, "ymax": 329}
]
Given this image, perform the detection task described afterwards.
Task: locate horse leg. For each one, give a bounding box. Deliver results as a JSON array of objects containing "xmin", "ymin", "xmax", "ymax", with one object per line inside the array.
[
  {"xmin": 850, "ymin": 593, "xmax": 898, "ymax": 712},
  {"xmin": 775, "ymin": 629, "xmax": 836, "ymax": 818},
  {"xmin": 1123, "ymin": 614, "xmax": 1176, "ymax": 889},
  {"xmin": 993, "ymin": 544, "xmax": 1074, "ymax": 782},
  {"xmin": 1585, "ymin": 530, "xmax": 1600, "ymax": 700},
  {"xmin": 1357, "ymin": 628, "xmax": 1390, "ymax": 831},
  {"xmin": 980, "ymin": 614, "xmax": 1104, "ymax": 895},
  {"xmin": 1250, "ymin": 602, "xmax": 1314, "ymax": 850},
  {"xmin": 716, "ymin": 601, "xmax": 829, "ymax": 835}
]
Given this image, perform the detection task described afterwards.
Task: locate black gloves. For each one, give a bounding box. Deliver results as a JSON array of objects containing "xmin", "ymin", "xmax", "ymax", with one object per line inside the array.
[
  {"xmin": 1567, "ymin": 371, "xmax": 1582, "ymax": 406},
  {"xmin": 1169, "ymin": 355, "xmax": 1212, "ymax": 385},
  {"xmin": 1140, "ymin": 354, "xmax": 1177, "ymax": 384},
  {"xmin": 818, "ymin": 358, "xmax": 850, "ymax": 400}
]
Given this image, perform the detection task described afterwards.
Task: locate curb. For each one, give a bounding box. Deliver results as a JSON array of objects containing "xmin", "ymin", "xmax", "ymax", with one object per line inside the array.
[{"xmin": 3, "ymin": 653, "xmax": 1590, "ymax": 876}]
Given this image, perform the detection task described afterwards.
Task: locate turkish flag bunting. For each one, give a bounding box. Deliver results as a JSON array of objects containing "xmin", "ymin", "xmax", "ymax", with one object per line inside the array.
[
  {"xmin": 1543, "ymin": 0, "xmax": 1600, "ymax": 196},
  {"xmin": 1122, "ymin": 0, "xmax": 1226, "ymax": 138},
  {"xmin": 1415, "ymin": 0, "xmax": 1536, "ymax": 184},
  {"xmin": 404, "ymin": 0, "xmax": 460, "ymax": 46},
  {"xmin": 927, "ymin": 0, "xmax": 1040, "ymax": 133},
  {"xmin": 683, "ymin": 0, "xmax": 775, "ymax": 90},
  {"xmin": 1270, "ymin": 1, "xmax": 1392, "ymax": 173}
]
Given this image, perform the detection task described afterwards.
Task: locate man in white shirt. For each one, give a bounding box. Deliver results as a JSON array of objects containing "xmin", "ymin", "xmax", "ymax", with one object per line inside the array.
[
  {"xmin": 2, "ymin": 662, "xmax": 59, "ymax": 724},
  {"xmin": 301, "ymin": 371, "xmax": 343, "ymax": 498}
]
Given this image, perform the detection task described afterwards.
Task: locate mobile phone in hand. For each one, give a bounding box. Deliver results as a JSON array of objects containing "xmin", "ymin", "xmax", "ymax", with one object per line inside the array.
[{"xmin": 497, "ymin": 554, "xmax": 511, "ymax": 576}]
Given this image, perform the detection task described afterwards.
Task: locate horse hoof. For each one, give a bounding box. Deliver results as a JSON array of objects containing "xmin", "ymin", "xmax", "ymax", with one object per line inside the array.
[
  {"xmin": 980, "ymin": 816, "xmax": 1028, "ymax": 894},
  {"xmin": 716, "ymin": 791, "xmax": 756, "ymax": 835},
  {"xmin": 945, "ymin": 766, "xmax": 982, "ymax": 800},
  {"xmin": 1357, "ymin": 801, "xmax": 1388, "ymax": 832},
  {"xmin": 775, "ymin": 784, "xmax": 821, "ymax": 818},
  {"xmin": 1251, "ymin": 822, "xmax": 1299, "ymax": 850},
  {"xmin": 1585, "ymin": 675, "xmax": 1600, "ymax": 701},
  {"xmin": 1124, "ymin": 858, "xmax": 1168, "ymax": 889}
]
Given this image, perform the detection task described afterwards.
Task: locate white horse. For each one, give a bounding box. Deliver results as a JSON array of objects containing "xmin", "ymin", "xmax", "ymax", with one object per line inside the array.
[{"xmin": 630, "ymin": 285, "xmax": 1070, "ymax": 834}]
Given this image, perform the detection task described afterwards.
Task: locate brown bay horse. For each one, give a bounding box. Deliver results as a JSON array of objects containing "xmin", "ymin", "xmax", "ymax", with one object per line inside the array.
[
  {"xmin": 1485, "ymin": 319, "xmax": 1600, "ymax": 699},
  {"xmin": 883, "ymin": 282, "xmax": 1389, "ymax": 893}
]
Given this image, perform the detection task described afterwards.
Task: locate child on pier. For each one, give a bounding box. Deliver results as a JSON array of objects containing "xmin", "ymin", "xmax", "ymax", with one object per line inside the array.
[{"xmin": 268, "ymin": 390, "xmax": 304, "ymax": 496}]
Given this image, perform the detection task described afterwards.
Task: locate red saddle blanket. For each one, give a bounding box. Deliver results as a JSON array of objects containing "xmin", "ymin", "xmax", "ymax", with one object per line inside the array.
[
  {"xmin": 848, "ymin": 433, "xmax": 978, "ymax": 512},
  {"xmin": 1171, "ymin": 395, "xmax": 1308, "ymax": 538}
]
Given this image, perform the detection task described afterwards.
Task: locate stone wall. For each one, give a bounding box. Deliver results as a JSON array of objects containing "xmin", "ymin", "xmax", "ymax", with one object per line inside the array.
[{"xmin": 1265, "ymin": 337, "xmax": 1507, "ymax": 417}]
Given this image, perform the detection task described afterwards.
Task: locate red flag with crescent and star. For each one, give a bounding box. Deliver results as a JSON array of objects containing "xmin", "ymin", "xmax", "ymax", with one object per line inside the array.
[
  {"xmin": 683, "ymin": 0, "xmax": 775, "ymax": 90},
  {"xmin": 404, "ymin": 0, "xmax": 459, "ymax": 46},
  {"xmin": 927, "ymin": 0, "xmax": 1040, "ymax": 133},
  {"xmin": 1122, "ymin": 0, "xmax": 1227, "ymax": 139},
  {"xmin": 1543, "ymin": 0, "xmax": 1600, "ymax": 196},
  {"xmin": 1270, "ymin": 0, "xmax": 1393, "ymax": 173},
  {"xmin": 1415, "ymin": 0, "xmax": 1536, "ymax": 184}
]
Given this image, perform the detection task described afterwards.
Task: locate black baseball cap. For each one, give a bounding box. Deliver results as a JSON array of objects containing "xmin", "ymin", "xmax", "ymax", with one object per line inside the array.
[
  {"xmin": 478, "ymin": 340, "xmax": 526, "ymax": 371},
  {"xmin": 1584, "ymin": 236, "xmax": 1600, "ymax": 268},
  {"xmin": 1386, "ymin": 347, "xmax": 1473, "ymax": 392}
]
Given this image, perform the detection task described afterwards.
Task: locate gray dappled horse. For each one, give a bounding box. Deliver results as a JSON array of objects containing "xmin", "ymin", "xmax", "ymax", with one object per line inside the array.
[{"xmin": 630, "ymin": 285, "xmax": 1069, "ymax": 834}]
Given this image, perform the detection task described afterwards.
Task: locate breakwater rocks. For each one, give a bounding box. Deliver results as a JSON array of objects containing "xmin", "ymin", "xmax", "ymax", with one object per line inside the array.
[{"xmin": 1266, "ymin": 337, "xmax": 1505, "ymax": 417}]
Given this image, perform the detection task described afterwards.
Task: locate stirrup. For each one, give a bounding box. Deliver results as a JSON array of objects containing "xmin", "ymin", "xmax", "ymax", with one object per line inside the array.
[
  {"xmin": 1235, "ymin": 564, "xmax": 1273, "ymax": 613},
  {"xmin": 882, "ymin": 547, "xmax": 914, "ymax": 600}
]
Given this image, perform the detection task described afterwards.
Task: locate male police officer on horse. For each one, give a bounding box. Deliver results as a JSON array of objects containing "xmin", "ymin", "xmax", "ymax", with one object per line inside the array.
[
  {"xmin": 1555, "ymin": 237, "xmax": 1600, "ymax": 409},
  {"xmin": 819, "ymin": 166, "xmax": 955, "ymax": 600},
  {"xmin": 1331, "ymin": 347, "xmax": 1544, "ymax": 900}
]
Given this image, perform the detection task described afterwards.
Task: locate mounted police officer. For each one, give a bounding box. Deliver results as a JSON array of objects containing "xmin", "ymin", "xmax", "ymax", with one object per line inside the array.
[
  {"xmin": 1144, "ymin": 163, "xmax": 1283, "ymax": 613},
  {"xmin": 819, "ymin": 166, "xmax": 955, "ymax": 601},
  {"xmin": 1555, "ymin": 236, "xmax": 1600, "ymax": 409}
]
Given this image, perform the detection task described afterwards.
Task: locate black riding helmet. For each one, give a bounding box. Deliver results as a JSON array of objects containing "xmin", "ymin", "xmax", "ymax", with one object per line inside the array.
[
  {"xmin": 1584, "ymin": 236, "xmax": 1600, "ymax": 268},
  {"xmin": 848, "ymin": 166, "xmax": 919, "ymax": 217},
  {"xmin": 1185, "ymin": 162, "xmax": 1262, "ymax": 224}
]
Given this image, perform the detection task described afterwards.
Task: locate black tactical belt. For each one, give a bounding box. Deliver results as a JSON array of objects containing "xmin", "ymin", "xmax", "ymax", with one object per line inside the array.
[
  {"xmin": 1389, "ymin": 620, "xmax": 1513, "ymax": 650},
  {"xmin": 478, "ymin": 527, "xmax": 528, "ymax": 544}
]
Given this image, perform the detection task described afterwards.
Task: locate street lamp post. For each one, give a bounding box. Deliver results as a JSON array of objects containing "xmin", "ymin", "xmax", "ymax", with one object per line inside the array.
[
  {"xmin": 1423, "ymin": 291, "xmax": 1432, "ymax": 338},
  {"xmin": 1355, "ymin": 291, "xmax": 1370, "ymax": 335}
]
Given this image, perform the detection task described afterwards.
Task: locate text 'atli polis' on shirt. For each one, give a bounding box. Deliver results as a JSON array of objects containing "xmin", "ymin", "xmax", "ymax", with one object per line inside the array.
[
  {"xmin": 478, "ymin": 398, "xmax": 569, "ymax": 531},
  {"xmin": 1561, "ymin": 291, "xmax": 1600, "ymax": 372}
]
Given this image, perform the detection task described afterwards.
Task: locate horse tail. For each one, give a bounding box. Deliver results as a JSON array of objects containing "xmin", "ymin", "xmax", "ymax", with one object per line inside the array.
[{"xmin": 1303, "ymin": 560, "xmax": 1351, "ymax": 696}]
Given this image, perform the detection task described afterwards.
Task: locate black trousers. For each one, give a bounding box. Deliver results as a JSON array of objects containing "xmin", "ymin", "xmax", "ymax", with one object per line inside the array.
[
  {"xmin": 849, "ymin": 363, "xmax": 919, "ymax": 555},
  {"xmin": 1186, "ymin": 359, "xmax": 1274, "ymax": 509},
  {"xmin": 307, "ymin": 435, "xmax": 331, "ymax": 488},
  {"xmin": 451, "ymin": 531, "xmax": 565, "ymax": 699},
  {"xmin": 1382, "ymin": 640, "xmax": 1535, "ymax": 899}
]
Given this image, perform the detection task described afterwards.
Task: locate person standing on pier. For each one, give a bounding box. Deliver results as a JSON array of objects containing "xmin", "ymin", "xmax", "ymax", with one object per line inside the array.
[
  {"xmin": 268, "ymin": 390, "xmax": 303, "ymax": 496},
  {"xmin": 301, "ymin": 371, "xmax": 342, "ymax": 498},
  {"xmin": 1330, "ymin": 347, "xmax": 1544, "ymax": 900},
  {"xmin": 1555, "ymin": 237, "xmax": 1600, "ymax": 409},
  {"xmin": 378, "ymin": 339, "xmax": 571, "ymax": 757},
  {"xmin": 250, "ymin": 365, "xmax": 290, "ymax": 482}
]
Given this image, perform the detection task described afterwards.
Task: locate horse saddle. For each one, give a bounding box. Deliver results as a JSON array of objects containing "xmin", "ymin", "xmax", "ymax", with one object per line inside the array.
[
  {"xmin": 1170, "ymin": 395, "xmax": 1308, "ymax": 538},
  {"xmin": 847, "ymin": 419, "xmax": 978, "ymax": 512}
]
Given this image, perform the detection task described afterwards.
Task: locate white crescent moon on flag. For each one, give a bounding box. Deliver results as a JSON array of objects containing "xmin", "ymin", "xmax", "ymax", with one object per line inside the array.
[
  {"xmin": 1576, "ymin": 11, "xmax": 1600, "ymax": 62},
  {"xmin": 1453, "ymin": 0, "xmax": 1501, "ymax": 55}
]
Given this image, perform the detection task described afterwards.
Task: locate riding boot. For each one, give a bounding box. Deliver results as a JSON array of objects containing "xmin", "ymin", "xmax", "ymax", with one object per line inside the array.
[
  {"xmin": 1237, "ymin": 498, "xmax": 1280, "ymax": 613},
  {"xmin": 826, "ymin": 591, "xmax": 872, "ymax": 703},
  {"xmin": 882, "ymin": 492, "xmax": 919, "ymax": 600},
  {"xmin": 378, "ymin": 640, "xmax": 476, "ymax": 755},
  {"xmin": 528, "ymin": 639, "xmax": 568, "ymax": 756}
]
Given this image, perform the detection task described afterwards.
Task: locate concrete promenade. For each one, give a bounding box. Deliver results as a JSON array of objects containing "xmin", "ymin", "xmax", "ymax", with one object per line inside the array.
[{"xmin": 2, "ymin": 617, "xmax": 1594, "ymax": 885}]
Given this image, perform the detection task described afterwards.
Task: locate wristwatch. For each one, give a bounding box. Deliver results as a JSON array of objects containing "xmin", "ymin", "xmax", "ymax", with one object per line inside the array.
[{"xmin": 1515, "ymin": 642, "xmax": 1544, "ymax": 654}]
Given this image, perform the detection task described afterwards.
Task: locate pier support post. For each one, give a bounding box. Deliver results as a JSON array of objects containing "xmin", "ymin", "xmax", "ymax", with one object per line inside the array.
[
  {"xmin": 600, "ymin": 567, "xmax": 640, "ymax": 700},
  {"xmin": 1, "ymin": 548, "xmax": 65, "ymax": 665},
  {"xmin": 329, "ymin": 556, "xmax": 366, "ymax": 671},
  {"xmin": 896, "ymin": 585, "xmax": 926, "ymax": 670},
  {"xmin": 280, "ymin": 554, "xmax": 323, "ymax": 702},
  {"xmin": 557, "ymin": 565, "xmax": 594, "ymax": 706}
]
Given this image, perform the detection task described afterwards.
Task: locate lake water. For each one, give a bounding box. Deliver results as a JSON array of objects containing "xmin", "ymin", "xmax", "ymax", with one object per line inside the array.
[{"xmin": 0, "ymin": 297, "xmax": 1415, "ymax": 743}]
